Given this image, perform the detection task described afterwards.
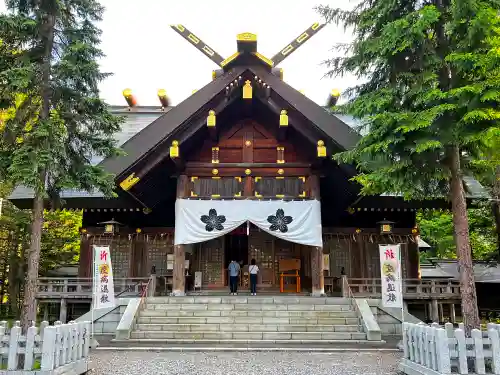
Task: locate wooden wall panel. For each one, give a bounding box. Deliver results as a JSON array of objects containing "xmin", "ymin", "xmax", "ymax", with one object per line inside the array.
[
  {"xmin": 186, "ymin": 119, "xmax": 313, "ymax": 166},
  {"xmin": 78, "ymin": 236, "xmax": 91, "ymax": 278}
]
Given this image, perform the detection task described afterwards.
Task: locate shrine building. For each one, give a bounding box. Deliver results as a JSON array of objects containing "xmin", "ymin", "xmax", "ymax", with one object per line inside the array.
[{"xmin": 8, "ymin": 24, "xmax": 486, "ymax": 309}]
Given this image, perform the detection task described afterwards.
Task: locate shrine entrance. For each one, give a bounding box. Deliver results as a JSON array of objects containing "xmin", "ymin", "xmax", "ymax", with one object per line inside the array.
[{"xmin": 191, "ymin": 226, "xmax": 312, "ymax": 293}]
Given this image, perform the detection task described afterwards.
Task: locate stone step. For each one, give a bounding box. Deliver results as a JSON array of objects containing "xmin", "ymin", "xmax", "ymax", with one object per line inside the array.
[
  {"xmin": 146, "ymin": 297, "xmax": 352, "ymax": 305},
  {"xmin": 139, "ymin": 309, "xmax": 357, "ymax": 318},
  {"xmin": 130, "ymin": 331, "xmax": 367, "ymax": 341},
  {"xmin": 142, "ymin": 303, "xmax": 353, "ymax": 312},
  {"xmin": 109, "ymin": 339, "xmax": 388, "ymax": 349},
  {"xmin": 137, "ymin": 316, "xmax": 360, "ymax": 325},
  {"xmin": 135, "ymin": 323, "xmax": 361, "ymax": 333}
]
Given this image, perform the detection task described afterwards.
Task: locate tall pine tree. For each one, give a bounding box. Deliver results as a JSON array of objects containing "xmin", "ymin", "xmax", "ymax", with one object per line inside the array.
[
  {"xmin": 0, "ymin": 0, "xmax": 122, "ymax": 331},
  {"xmin": 317, "ymin": 0, "xmax": 500, "ymax": 330}
]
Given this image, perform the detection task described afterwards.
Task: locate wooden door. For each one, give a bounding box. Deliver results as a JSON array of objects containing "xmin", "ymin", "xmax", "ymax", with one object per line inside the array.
[
  {"xmin": 198, "ymin": 238, "xmax": 225, "ymax": 288},
  {"xmin": 249, "ymin": 231, "xmax": 275, "ymax": 287},
  {"xmin": 274, "ymin": 238, "xmax": 298, "ymax": 288}
]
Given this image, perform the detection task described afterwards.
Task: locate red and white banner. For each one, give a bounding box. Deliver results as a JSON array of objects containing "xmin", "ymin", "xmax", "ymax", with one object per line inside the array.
[
  {"xmin": 379, "ymin": 244, "xmax": 403, "ymax": 308},
  {"xmin": 93, "ymin": 245, "xmax": 115, "ymax": 309}
]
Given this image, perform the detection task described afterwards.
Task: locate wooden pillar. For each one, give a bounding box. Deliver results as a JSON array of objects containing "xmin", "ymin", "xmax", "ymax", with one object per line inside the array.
[
  {"xmin": 78, "ymin": 235, "xmax": 91, "ymax": 278},
  {"xmin": 309, "ymin": 175, "xmax": 324, "ymax": 296},
  {"xmin": 59, "ymin": 298, "xmax": 67, "ymax": 323},
  {"xmin": 173, "ymin": 175, "xmax": 189, "ymax": 296},
  {"xmin": 431, "ymin": 299, "xmax": 439, "ymax": 322},
  {"xmin": 449, "ymin": 303, "xmax": 456, "ymax": 323}
]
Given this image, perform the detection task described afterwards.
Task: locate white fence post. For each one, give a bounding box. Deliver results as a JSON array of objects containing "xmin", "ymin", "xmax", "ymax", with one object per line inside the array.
[
  {"xmin": 435, "ymin": 328, "xmax": 451, "ymax": 374},
  {"xmin": 403, "ymin": 322, "xmax": 409, "ymax": 359},
  {"xmin": 24, "ymin": 323, "xmax": 37, "ymax": 370},
  {"xmin": 41, "ymin": 325, "xmax": 57, "ymax": 371},
  {"xmin": 54, "ymin": 321, "xmax": 62, "ymax": 368},
  {"xmin": 83, "ymin": 321, "xmax": 91, "ymax": 358},
  {"xmin": 472, "ymin": 329, "xmax": 486, "ymax": 374},
  {"xmin": 489, "ymin": 328, "xmax": 500, "ymax": 375},
  {"xmin": 7, "ymin": 322, "xmax": 20, "ymax": 370},
  {"xmin": 455, "ymin": 327, "xmax": 468, "ymax": 374}
]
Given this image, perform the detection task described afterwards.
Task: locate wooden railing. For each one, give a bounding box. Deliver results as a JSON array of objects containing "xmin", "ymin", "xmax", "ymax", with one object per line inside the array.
[
  {"xmin": 36, "ymin": 277, "xmax": 150, "ymax": 299},
  {"xmin": 347, "ymin": 278, "xmax": 461, "ymax": 299}
]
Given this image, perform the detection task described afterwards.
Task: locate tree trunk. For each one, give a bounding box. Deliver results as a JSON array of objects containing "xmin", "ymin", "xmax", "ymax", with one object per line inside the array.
[
  {"xmin": 20, "ymin": 193, "xmax": 44, "ymax": 331},
  {"xmin": 449, "ymin": 145, "xmax": 480, "ymax": 332},
  {"xmin": 20, "ymin": 12, "xmax": 55, "ymax": 333},
  {"xmin": 493, "ymin": 165, "xmax": 500, "ymax": 261}
]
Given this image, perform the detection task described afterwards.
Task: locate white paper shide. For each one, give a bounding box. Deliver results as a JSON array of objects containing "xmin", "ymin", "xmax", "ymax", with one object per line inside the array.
[
  {"xmin": 93, "ymin": 245, "xmax": 115, "ymax": 309},
  {"xmin": 379, "ymin": 244, "xmax": 403, "ymax": 308}
]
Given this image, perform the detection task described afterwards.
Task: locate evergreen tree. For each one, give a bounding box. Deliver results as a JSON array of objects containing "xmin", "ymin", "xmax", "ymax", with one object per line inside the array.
[
  {"xmin": 0, "ymin": 0, "xmax": 122, "ymax": 331},
  {"xmin": 317, "ymin": 0, "xmax": 500, "ymax": 330}
]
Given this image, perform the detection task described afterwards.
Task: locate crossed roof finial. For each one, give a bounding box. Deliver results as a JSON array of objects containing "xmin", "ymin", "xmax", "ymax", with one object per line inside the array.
[{"xmin": 170, "ymin": 22, "xmax": 325, "ymax": 71}]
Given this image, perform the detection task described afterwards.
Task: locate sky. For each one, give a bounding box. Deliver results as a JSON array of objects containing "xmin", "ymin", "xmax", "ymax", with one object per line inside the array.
[{"xmin": 1, "ymin": 0, "xmax": 357, "ymax": 106}]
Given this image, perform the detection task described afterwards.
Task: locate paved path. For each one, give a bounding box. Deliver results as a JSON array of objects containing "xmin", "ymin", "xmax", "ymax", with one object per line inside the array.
[{"xmin": 89, "ymin": 351, "xmax": 401, "ymax": 375}]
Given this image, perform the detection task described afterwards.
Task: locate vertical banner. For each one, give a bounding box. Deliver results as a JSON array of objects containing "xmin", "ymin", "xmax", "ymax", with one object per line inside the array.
[
  {"xmin": 93, "ymin": 245, "xmax": 116, "ymax": 309},
  {"xmin": 379, "ymin": 244, "xmax": 403, "ymax": 308}
]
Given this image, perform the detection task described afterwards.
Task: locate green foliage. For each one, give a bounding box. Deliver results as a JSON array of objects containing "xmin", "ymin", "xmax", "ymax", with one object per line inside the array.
[
  {"xmin": 317, "ymin": 0, "xmax": 500, "ymax": 198},
  {"xmin": 41, "ymin": 209, "xmax": 82, "ymax": 273},
  {"xmin": 418, "ymin": 207, "xmax": 497, "ymax": 260},
  {"xmin": 0, "ymin": 0, "xmax": 124, "ymax": 199},
  {"xmin": 0, "ymin": 182, "xmax": 82, "ymax": 317}
]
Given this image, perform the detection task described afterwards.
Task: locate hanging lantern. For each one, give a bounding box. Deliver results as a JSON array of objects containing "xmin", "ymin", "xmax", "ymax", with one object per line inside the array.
[
  {"xmin": 377, "ymin": 219, "xmax": 395, "ymax": 235},
  {"xmin": 99, "ymin": 218, "xmax": 123, "ymax": 234}
]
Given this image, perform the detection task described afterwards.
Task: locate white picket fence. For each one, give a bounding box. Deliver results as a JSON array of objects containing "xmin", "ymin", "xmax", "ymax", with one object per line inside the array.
[
  {"xmin": 0, "ymin": 320, "xmax": 91, "ymax": 373},
  {"xmin": 400, "ymin": 322, "xmax": 500, "ymax": 375}
]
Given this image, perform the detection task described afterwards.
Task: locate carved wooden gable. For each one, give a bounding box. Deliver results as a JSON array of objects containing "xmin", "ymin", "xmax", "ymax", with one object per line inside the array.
[{"xmin": 187, "ymin": 119, "xmax": 311, "ymax": 164}]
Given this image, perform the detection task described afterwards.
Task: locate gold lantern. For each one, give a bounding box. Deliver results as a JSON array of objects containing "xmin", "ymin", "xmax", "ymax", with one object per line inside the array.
[
  {"xmin": 377, "ymin": 219, "xmax": 395, "ymax": 235},
  {"xmin": 100, "ymin": 219, "xmax": 123, "ymax": 234}
]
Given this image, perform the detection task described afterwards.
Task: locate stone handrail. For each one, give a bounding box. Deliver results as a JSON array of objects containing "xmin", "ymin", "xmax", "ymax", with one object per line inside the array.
[
  {"xmin": 36, "ymin": 277, "xmax": 150, "ymax": 299},
  {"xmin": 347, "ymin": 278, "xmax": 461, "ymax": 299}
]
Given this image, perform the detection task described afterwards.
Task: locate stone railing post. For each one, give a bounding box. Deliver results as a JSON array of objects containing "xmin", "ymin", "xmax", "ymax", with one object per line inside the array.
[
  {"xmin": 341, "ymin": 275, "xmax": 348, "ymax": 297},
  {"xmin": 148, "ymin": 275, "xmax": 156, "ymax": 297},
  {"xmin": 435, "ymin": 328, "xmax": 451, "ymax": 374}
]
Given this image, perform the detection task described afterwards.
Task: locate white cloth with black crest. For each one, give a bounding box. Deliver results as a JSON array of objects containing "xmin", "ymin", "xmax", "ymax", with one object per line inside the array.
[{"xmin": 174, "ymin": 199, "xmax": 322, "ymax": 247}]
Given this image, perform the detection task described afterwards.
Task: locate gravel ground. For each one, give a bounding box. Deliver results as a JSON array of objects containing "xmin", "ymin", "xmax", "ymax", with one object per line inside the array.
[{"xmin": 89, "ymin": 351, "xmax": 401, "ymax": 375}]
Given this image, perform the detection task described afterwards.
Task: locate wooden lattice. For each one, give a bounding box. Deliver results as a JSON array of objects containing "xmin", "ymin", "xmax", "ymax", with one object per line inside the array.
[
  {"xmin": 147, "ymin": 235, "xmax": 174, "ymax": 275},
  {"xmin": 198, "ymin": 238, "xmax": 224, "ymax": 286},
  {"xmin": 249, "ymin": 231, "xmax": 274, "ymax": 286}
]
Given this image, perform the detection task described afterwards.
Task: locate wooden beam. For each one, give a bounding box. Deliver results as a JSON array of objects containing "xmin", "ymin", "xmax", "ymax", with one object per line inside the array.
[
  {"xmin": 309, "ymin": 174, "xmax": 324, "ymax": 296},
  {"xmin": 186, "ymin": 162, "xmax": 311, "ymax": 168},
  {"xmin": 185, "ymin": 167, "xmax": 311, "ymax": 177},
  {"xmin": 173, "ymin": 175, "xmax": 189, "ymax": 296}
]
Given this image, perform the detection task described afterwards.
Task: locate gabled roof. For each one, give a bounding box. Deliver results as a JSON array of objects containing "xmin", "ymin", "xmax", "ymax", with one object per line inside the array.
[
  {"xmin": 421, "ymin": 259, "xmax": 500, "ymax": 283},
  {"xmin": 100, "ymin": 67, "xmax": 247, "ymax": 177},
  {"xmin": 7, "ymin": 65, "xmax": 490, "ymax": 207},
  {"xmin": 98, "ymin": 66, "xmax": 361, "ymax": 182},
  {"xmin": 249, "ymin": 65, "xmax": 360, "ymax": 150}
]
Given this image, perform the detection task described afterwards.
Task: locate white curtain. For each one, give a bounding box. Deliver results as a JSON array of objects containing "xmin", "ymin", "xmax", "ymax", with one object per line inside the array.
[{"xmin": 174, "ymin": 199, "xmax": 322, "ymax": 247}]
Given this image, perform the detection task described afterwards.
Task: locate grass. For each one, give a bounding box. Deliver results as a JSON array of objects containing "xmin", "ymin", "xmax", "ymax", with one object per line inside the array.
[{"xmin": 0, "ymin": 359, "xmax": 41, "ymax": 370}]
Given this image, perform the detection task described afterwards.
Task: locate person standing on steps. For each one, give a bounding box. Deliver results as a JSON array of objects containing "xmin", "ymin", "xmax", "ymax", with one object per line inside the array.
[
  {"xmin": 249, "ymin": 258, "xmax": 259, "ymax": 296},
  {"xmin": 228, "ymin": 259, "xmax": 240, "ymax": 295}
]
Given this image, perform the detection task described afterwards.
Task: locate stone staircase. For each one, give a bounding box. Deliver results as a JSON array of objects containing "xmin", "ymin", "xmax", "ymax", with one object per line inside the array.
[{"xmin": 128, "ymin": 296, "xmax": 376, "ymax": 346}]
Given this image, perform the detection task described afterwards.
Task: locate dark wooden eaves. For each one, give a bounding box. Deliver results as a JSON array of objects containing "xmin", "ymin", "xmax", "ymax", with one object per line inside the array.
[
  {"xmin": 249, "ymin": 65, "xmax": 360, "ymax": 151},
  {"xmin": 99, "ymin": 66, "xmax": 247, "ymax": 177}
]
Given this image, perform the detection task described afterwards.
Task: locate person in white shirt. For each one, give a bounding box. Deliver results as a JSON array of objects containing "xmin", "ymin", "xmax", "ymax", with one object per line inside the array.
[{"xmin": 249, "ymin": 258, "xmax": 259, "ymax": 296}]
